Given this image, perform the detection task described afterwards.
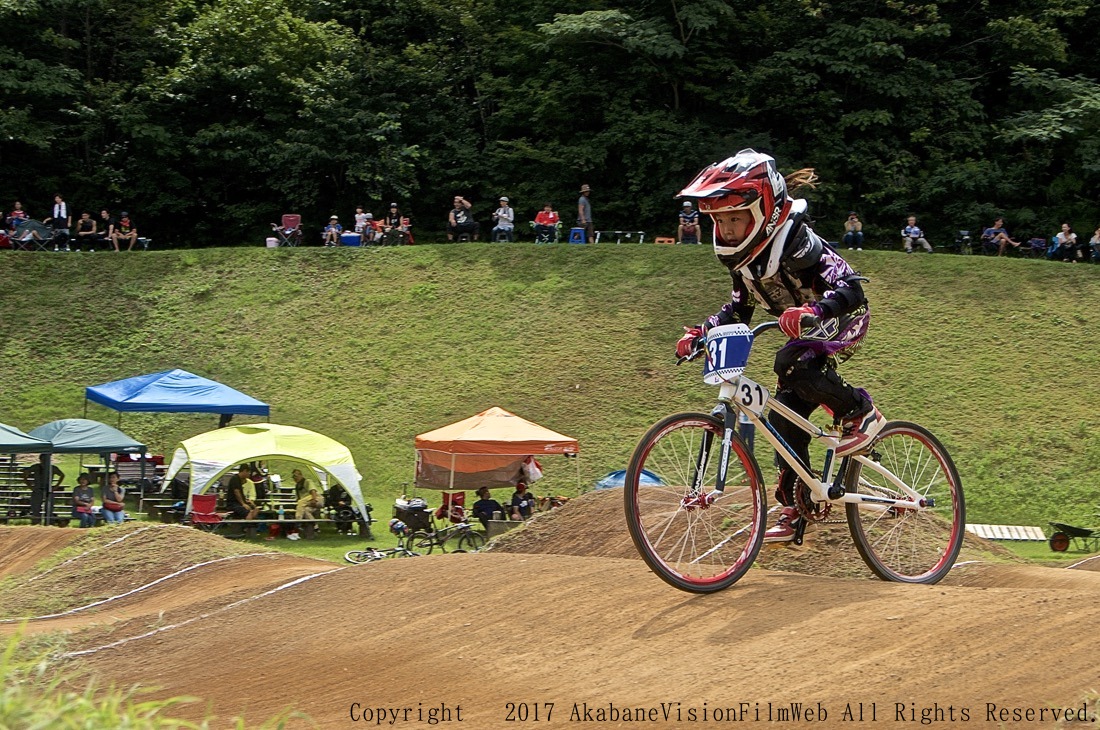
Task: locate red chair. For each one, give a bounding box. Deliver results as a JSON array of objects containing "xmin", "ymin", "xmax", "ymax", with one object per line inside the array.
[
  {"xmin": 188, "ymin": 493, "xmax": 224, "ymax": 531},
  {"xmin": 434, "ymin": 491, "xmax": 466, "ymax": 523},
  {"xmin": 270, "ymin": 214, "xmax": 303, "ymax": 246}
]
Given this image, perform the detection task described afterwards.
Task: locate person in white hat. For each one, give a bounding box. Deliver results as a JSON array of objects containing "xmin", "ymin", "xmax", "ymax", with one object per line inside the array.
[
  {"xmin": 491, "ymin": 196, "xmax": 515, "ymax": 242},
  {"xmin": 323, "ymin": 215, "xmax": 342, "ymax": 246},
  {"xmin": 678, "ymin": 200, "xmax": 700, "ymax": 244}
]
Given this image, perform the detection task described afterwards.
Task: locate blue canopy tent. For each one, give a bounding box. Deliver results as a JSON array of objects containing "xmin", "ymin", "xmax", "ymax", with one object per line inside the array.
[
  {"xmin": 85, "ymin": 369, "xmax": 270, "ymax": 417},
  {"xmin": 595, "ymin": 469, "xmax": 664, "ymax": 490},
  {"xmin": 84, "ymin": 370, "xmax": 270, "ymax": 514}
]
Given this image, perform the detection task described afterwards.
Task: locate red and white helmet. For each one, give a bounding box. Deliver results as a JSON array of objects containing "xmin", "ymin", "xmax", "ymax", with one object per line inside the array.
[{"xmin": 677, "ymin": 149, "xmax": 792, "ymax": 269}]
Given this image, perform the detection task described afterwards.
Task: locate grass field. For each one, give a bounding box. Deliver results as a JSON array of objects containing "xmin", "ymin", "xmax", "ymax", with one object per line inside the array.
[{"xmin": 2, "ymin": 242, "xmax": 1098, "ymax": 530}]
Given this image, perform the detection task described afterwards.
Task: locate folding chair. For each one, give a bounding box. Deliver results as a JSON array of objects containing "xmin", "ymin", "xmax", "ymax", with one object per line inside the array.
[
  {"xmin": 187, "ymin": 493, "xmax": 225, "ymax": 531},
  {"xmin": 270, "ymin": 214, "xmax": 303, "ymax": 246},
  {"xmin": 12, "ymin": 220, "xmax": 54, "ymax": 251},
  {"xmin": 435, "ymin": 491, "xmax": 467, "ymax": 524}
]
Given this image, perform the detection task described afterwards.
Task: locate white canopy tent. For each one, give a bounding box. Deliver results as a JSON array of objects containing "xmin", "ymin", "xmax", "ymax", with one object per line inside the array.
[{"xmin": 162, "ymin": 423, "xmax": 368, "ymax": 519}]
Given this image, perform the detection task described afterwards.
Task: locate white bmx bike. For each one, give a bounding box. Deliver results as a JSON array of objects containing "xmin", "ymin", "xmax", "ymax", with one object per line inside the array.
[{"xmin": 624, "ymin": 321, "xmax": 965, "ymax": 593}]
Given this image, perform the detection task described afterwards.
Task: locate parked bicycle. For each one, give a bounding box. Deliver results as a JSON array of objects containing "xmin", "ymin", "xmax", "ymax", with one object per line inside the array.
[
  {"xmin": 344, "ymin": 519, "xmax": 421, "ymax": 564},
  {"xmin": 624, "ymin": 321, "xmax": 965, "ymax": 593},
  {"xmin": 407, "ymin": 511, "xmax": 485, "ymax": 554}
]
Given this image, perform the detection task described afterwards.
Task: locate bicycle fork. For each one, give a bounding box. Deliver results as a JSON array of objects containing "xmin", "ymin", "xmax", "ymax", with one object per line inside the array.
[{"xmin": 683, "ymin": 406, "xmax": 741, "ymax": 511}]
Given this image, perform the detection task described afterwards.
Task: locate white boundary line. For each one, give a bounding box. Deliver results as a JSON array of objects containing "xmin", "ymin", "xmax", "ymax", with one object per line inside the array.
[
  {"xmin": 62, "ymin": 568, "xmax": 343, "ymax": 658},
  {"xmin": 16, "ymin": 525, "xmax": 160, "ymax": 586},
  {"xmin": 1, "ymin": 552, "xmax": 277, "ymax": 623},
  {"xmin": 1066, "ymin": 554, "xmax": 1100, "ymax": 570}
]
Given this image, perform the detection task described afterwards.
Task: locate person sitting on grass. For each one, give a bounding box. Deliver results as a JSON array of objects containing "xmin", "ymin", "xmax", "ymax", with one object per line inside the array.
[{"xmin": 471, "ymin": 486, "xmax": 506, "ymax": 530}]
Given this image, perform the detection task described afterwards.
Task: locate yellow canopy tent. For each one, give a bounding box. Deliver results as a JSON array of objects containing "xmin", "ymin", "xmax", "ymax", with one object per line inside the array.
[
  {"xmin": 414, "ymin": 407, "xmax": 578, "ymax": 490},
  {"xmin": 162, "ymin": 423, "xmax": 368, "ymax": 517}
]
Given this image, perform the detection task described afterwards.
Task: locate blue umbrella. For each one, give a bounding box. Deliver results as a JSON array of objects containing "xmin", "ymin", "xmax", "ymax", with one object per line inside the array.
[{"xmin": 595, "ymin": 469, "xmax": 664, "ymax": 490}]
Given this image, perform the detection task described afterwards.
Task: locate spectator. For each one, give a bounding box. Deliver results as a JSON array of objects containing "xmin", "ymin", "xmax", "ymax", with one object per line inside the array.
[
  {"xmin": 678, "ymin": 201, "xmax": 700, "ymax": 244},
  {"xmin": 382, "ymin": 203, "xmax": 410, "ymax": 245},
  {"xmin": 101, "ymin": 471, "xmax": 126, "ymax": 525},
  {"xmin": 353, "ymin": 205, "xmax": 369, "ymax": 239},
  {"xmin": 6, "ymin": 201, "xmax": 28, "ymax": 232},
  {"xmin": 510, "ymin": 481, "xmax": 536, "ymax": 521},
  {"xmin": 533, "ymin": 202, "xmax": 559, "ymax": 243},
  {"xmin": 72, "ymin": 473, "xmax": 96, "ymax": 528},
  {"xmin": 22, "ymin": 457, "xmax": 63, "ymax": 525},
  {"xmin": 361, "ymin": 213, "xmax": 382, "ymax": 245},
  {"xmin": 901, "ymin": 215, "xmax": 933, "ymax": 254},
  {"xmin": 842, "ymin": 211, "xmax": 864, "ymax": 250},
  {"xmin": 74, "ymin": 211, "xmax": 99, "ymax": 251},
  {"xmin": 471, "ymin": 486, "xmax": 506, "ymax": 529},
  {"xmin": 46, "ymin": 193, "xmax": 71, "ymax": 251},
  {"xmin": 577, "ymin": 184, "xmax": 593, "ymax": 243},
  {"xmin": 447, "ymin": 195, "xmax": 479, "ymax": 241},
  {"xmin": 98, "ymin": 209, "xmax": 116, "ymax": 245},
  {"xmin": 226, "ymin": 464, "xmax": 260, "ymax": 521},
  {"xmin": 1090, "ymin": 226, "xmax": 1100, "ymax": 262},
  {"xmin": 491, "ymin": 196, "xmax": 515, "ymax": 242},
  {"xmin": 112, "ymin": 211, "xmax": 138, "ymax": 252},
  {"xmin": 980, "ymin": 217, "xmax": 1020, "ymax": 256},
  {"xmin": 323, "ymin": 215, "xmax": 342, "ymax": 246},
  {"xmin": 292, "ymin": 468, "xmax": 322, "ymax": 519},
  {"xmin": 325, "ymin": 482, "xmax": 356, "ymax": 534},
  {"xmin": 1056, "ymin": 222, "xmax": 1082, "ymax": 263},
  {"xmin": 291, "ymin": 467, "xmax": 322, "ymax": 540}
]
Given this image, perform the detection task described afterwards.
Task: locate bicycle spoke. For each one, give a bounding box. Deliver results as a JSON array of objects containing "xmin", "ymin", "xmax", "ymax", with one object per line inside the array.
[
  {"xmin": 625, "ymin": 413, "xmax": 766, "ymax": 593},
  {"xmin": 846, "ymin": 422, "xmax": 965, "ymax": 584}
]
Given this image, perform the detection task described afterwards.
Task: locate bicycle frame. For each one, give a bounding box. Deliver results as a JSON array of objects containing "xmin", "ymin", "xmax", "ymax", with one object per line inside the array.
[{"xmin": 706, "ymin": 323, "xmax": 931, "ymax": 516}]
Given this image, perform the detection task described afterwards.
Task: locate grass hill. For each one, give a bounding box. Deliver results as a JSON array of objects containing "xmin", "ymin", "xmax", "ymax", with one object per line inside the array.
[{"xmin": 1, "ymin": 243, "xmax": 1098, "ymax": 527}]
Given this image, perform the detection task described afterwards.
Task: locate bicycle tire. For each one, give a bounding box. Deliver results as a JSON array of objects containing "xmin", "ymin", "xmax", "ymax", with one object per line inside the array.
[
  {"xmin": 624, "ymin": 412, "xmax": 767, "ymax": 593},
  {"xmin": 457, "ymin": 530, "xmax": 486, "ymax": 552},
  {"xmin": 844, "ymin": 421, "xmax": 965, "ymax": 584},
  {"xmin": 408, "ymin": 531, "xmax": 435, "ymax": 555},
  {"xmin": 344, "ymin": 549, "xmax": 377, "ymax": 564}
]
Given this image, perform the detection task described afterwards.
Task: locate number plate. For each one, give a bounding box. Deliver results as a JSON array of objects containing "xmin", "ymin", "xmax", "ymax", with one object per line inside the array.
[
  {"xmin": 735, "ymin": 376, "xmax": 769, "ymax": 415},
  {"xmin": 702, "ymin": 324, "xmax": 754, "ymax": 385}
]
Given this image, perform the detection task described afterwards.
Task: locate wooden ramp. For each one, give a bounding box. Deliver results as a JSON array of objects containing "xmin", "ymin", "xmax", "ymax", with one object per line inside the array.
[{"xmin": 966, "ymin": 523, "xmax": 1046, "ymax": 541}]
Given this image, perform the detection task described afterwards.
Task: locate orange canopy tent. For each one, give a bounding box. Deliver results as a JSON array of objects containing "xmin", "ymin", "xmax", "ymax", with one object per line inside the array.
[{"xmin": 414, "ymin": 407, "xmax": 579, "ymax": 490}]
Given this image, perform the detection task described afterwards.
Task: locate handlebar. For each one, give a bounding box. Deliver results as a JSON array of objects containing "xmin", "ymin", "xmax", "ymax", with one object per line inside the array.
[{"xmin": 676, "ymin": 320, "xmax": 781, "ymax": 366}]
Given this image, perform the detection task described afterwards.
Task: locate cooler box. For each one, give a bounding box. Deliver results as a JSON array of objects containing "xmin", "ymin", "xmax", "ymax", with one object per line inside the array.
[
  {"xmin": 340, "ymin": 232, "xmax": 361, "ymax": 246},
  {"xmin": 265, "ymin": 237, "xmax": 279, "ymax": 248},
  {"xmin": 393, "ymin": 497, "xmax": 432, "ymax": 530}
]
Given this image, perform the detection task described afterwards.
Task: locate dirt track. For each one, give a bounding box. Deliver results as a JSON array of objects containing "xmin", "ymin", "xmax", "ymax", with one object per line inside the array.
[{"xmin": 3, "ymin": 502, "xmax": 1100, "ymax": 729}]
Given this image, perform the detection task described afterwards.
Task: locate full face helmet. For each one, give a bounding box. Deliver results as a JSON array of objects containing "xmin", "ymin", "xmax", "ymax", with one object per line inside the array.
[
  {"xmin": 389, "ymin": 518, "xmax": 409, "ymax": 537},
  {"xmin": 677, "ymin": 148, "xmax": 792, "ymax": 269}
]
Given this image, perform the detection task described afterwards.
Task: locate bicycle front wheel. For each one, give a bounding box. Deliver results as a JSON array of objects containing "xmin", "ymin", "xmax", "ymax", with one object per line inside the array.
[
  {"xmin": 408, "ymin": 531, "xmax": 435, "ymax": 554},
  {"xmin": 456, "ymin": 530, "xmax": 485, "ymax": 552},
  {"xmin": 344, "ymin": 549, "xmax": 376, "ymax": 564},
  {"xmin": 844, "ymin": 421, "xmax": 965, "ymax": 584},
  {"xmin": 624, "ymin": 412, "xmax": 767, "ymax": 593}
]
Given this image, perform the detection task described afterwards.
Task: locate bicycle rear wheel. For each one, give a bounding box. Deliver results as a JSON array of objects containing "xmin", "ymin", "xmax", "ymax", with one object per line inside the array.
[
  {"xmin": 624, "ymin": 412, "xmax": 766, "ymax": 593},
  {"xmin": 456, "ymin": 530, "xmax": 485, "ymax": 552},
  {"xmin": 408, "ymin": 531, "xmax": 435, "ymax": 554},
  {"xmin": 844, "ymin": 421, "xmax": 965, "ymax": 584}
]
